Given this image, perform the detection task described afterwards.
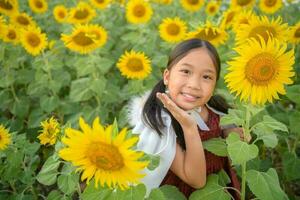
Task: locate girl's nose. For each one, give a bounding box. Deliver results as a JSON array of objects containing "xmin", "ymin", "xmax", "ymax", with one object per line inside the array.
[{"xmin": 186, "ymin": 77, "xmax": 201, "ymax": 90}]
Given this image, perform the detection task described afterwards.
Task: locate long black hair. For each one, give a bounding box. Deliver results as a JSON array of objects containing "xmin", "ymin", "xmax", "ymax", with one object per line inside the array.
[{"xmin": 142, "ymin": 39, "xmax": 230, "ymax": 150}]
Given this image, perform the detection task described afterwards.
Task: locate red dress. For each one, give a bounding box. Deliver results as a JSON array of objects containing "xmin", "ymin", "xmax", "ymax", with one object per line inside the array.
[{"xmin": 160, "ymin": 109, "xmax": 241, "ymax": 199}]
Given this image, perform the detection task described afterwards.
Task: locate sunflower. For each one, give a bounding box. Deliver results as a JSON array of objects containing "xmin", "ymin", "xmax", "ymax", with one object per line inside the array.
[
  {"xmin": 180, "ymin": 0, "xmax": 204, "ymax": 12},
  {"xmin": 152, "ymin": 0, "xmax": 172, "ymax": 4},
  {"xmin": 230, "ymin": 0, "xmax": 255, "ymax": 9},
  {"xmin": 10, "ymin": 12, "xmax": 36, "ymax": 28},
  {"xmin": 159, "ymin": 17, "xmax": 187, "ymax": 43},
  {"xmin": 259, "ymin": 0, "xmax": 282, "ymax": 14},
  {"xmin": 90, "ymin": 0, "xmax": 111, "ymax": 9},
  {"xmin": 20, "ymin": 26, "xmax": 48, "ymax": 56},
  {"xmin": 126, "ymin": 0, "xmax": 153, "ymax": 24},
  {"xmin": 232, "ymin": 9, "xmax": 257, "ymax": 32},
  {"xmin": 28, "ymin": 0, "xmax": 48, "ymax": 13},
  {"xmin": 289, "ymin": 22, "xmax": 300, "ymax": 44},
  {"xmin": 235, "ymin": 15, "xmax": 289, "ymax": 45},
  {"xmin": 0, "ymin": 15, "xmax": 6, "ymax": 38},
  {"xmin": 53, "ymin": 5, "xmax": 68, "ymax": 23},
  {"xmin": 68, "ymin": 2, "xmax": 96, "ymax": 24},
  {"xmin": 225, "ymin": 37, "xmax": 295, "ymax": 105},
  {"xmin": 0, "ymin": 0, "xmax": 18, "ymax": 16},
  {"xmin": 2, "ymin": 24, "xmax": 20, "ymax": 44},
  {"xmin": 205, "ymin": 1, "xmax": 220, "ymax": 16},
  {"xmin": 0, "ymin": 125, "xmax": 11, "ymax": 151},
  {"xmin": 220, "ymin": 7, "xmax": 240, "ymax": 29},
  {"xmin": 186, "ymin": 21, "xmax": 228, "ymax": 47},
  {"xmin": 117, "ymin": 50, "xmax": 152, "ymax": 79},
  {"xmin": 37, "ymin": 117, "xmax": 60, "ymax": 146},
  {"xmin": 59, "ymin": 117, "xmax": 149, "ymax": 189},
  {"xmin": 61, "ymin": 24, "xmax": 108, "ymax": 54}
]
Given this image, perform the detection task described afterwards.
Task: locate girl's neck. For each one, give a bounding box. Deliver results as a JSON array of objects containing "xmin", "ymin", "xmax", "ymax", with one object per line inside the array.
[{"xmin": 199, "ymin": 105, "xmax": 209, "ymax": 123}]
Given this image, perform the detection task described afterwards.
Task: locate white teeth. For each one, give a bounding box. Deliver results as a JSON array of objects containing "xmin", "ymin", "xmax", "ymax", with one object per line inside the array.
[{"xmin": 182, "ymin": 93, "xmax": 198, "ymax": 99}]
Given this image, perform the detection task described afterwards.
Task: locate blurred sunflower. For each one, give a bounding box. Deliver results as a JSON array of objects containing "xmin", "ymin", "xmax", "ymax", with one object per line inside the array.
[
  {"xmin": 61, "ymin": 24, "xmax": 107, "ymax": 54},
  {"xmin": 259, "ymin": 0, "xmax": 282, "ymax": 14},
  {"xmin": 10, "ymin": 12, "xmax": 36, "ymax": 28},
  {"xmin": 159, "ymin": 17, "xmax": 187, "ymax": 43},
  {"xmin": 2, "ymin": 24, "xmax": 20, "ymax": 44},
  {"xmin": 59, "ymin": 117, "xmax": 149, "ymax": 189},
  {"xmin": 53, "ymin": 5, "xmax": 68, "ymax": 23},
  {"xmin": 28, "ymin": 0, "xmax": 48, "ymax": 13},
  {"xmin": 126, "ymin": 0, "xmax": 153, "ymax": 24},
  {"xmin": 220, "ymin": 7, "xmax": 240, "ymax": 29},
  {"xmin": 68, "ymin": 2, "xmax": 96, "ymax": 24},
  {"xmin": 225, "ymin": 37, "xmax": 295, "ymax": 105},
  {"xmin": 0, "ymin": 0, "xmax": 18, "ymax": 16},
  {"xmin": 90, "ymin": 0, "xmax": 111, "ymax": 9},
  {"xmin": 232, "ymin": 9, "xmax": 256, "ymax": 32},
  {"xmin": 235, "ymin": 15, "xmax": 289, "ymax": 45},
  {"xmin": 0, "ymin": 15, "xmax": 6, "ymax": 38},
  {"xmin": 38, "ymin": 117, "xmax": 60, "ymax": 146},
  {"xmin": 117, "ymin": 50, "xmax": 152, "ymax": 79},
  {"xmin": 20, "ymin": 26, "xmax": 48, "ymax": 56},
  {"xmin": 180, "ymin": 0, "xmax": 204, "ymax": 12},
  {"xmin": 186, "ymin": 21, "xmax": 228, "ymax": 46},
  {"xmin": 0, "ymin": 125, "xmax": 11, "ymax": 151},
  {"xmin": 231, "ymin": 0, "xmax": 255, "ymax": 9},
  {"xmin": 152, "ymin": 0, "xmax": 172, "ymax": 4},
  {"xmin": 205, "ymin": 1, "xmax": 220, "ymax": 16},
  {"xmin": 289, "ymin": 22, "xmax": 300, "ymax": 44}
]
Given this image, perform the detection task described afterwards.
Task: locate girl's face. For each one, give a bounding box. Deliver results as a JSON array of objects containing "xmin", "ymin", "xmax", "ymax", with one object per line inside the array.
[{"xmin": 163, "ymin": 48, "xmax": 217, "ymax": 111}]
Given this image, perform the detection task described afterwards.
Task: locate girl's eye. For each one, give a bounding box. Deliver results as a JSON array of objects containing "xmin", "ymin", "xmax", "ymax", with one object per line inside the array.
[
  {"xmin": 203, "ymin": 75, "xmax": 213, "ymax": 80},
  {"xmin": 180, "ymin": 69, "xmax": 190, "ymax": 74}
]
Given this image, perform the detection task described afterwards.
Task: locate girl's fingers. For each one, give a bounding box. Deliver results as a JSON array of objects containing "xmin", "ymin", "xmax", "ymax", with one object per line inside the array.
[{"xmin": 156, "ymin": 92, "xmax": 181, "ymax": 115}]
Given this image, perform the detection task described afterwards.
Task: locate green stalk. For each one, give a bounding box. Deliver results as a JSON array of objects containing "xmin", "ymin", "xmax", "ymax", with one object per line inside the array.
[{"xmin": 241, "ymin": 161, "xmax": 247, "ymax": 200}]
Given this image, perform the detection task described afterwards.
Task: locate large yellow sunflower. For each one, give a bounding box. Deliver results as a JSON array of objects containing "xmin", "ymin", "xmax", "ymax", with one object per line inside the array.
[
  {"xmin": 10, "ymin": 12, "xmax": 37, "ymax": 28},
  {"xmin": 61, "ymin": 24, "xmax": 108, "ymax": 54},
  {"xmin": 259, "ymin": 0, "xmax": 282, "ymax": 14},
  {"xmin": 2, "ymin": 24, "xmax": 20, "ymax": 44},
  {"xmin": 0, "ymin": 0, "xmax": 18, "ymax": 16},
  {"xmin": 59, "ymin": 117, "xmax": 149, "ymax": 189},
  {"xmin": 0, "ymin": 125, "xmax": 11, "ymax": 151},
  {"xmin": 205, "ymin": 1, "xmax": 220, "ymax": 16},
  {"xmin": 159, "ymin": 17, "xmax": 187, "ymax": 43},
  {"xmin": 53, "ymin": 5, "xmax": 68, "ymax": 23},
  {"xmin": 230, "ymin": 0, "xmax": 255, "ymax": 9},
  {"xmin": 20, "ymin": 26, "xmax": 48, "ymax": 56},
  {"xmin": 28, "ymin": 0, "xmax": 48, "ymax": 13},
  {"xmin": 126, "ymin": 0, "xmax": 153, "ymax": 24},
  {"xmin": 289, "ymin": 22, "xmax": 300, "ymax": 44},
  {"xmin": 220, "ymin": 7, "xmax": 240, "ymax": 29},
  {"xmin": 37, "ymin": 117, "xmax": 60, "ymax": 146},
  {"xmin": 232, "ymin": 9, "xmax": 257, "ymax": 32},
  {"xmin": 180, "ymin": 0, "xmax": 204, "ymax": 12},
  {"xmin": 186, "ymin": 21, "xmax": 228, "ymax": 47},
  {"xmin": 117, "ymin": 50, "xmax": 152, "ymax": 79},
  {"xmin": 225, "ymin": 37, "xmax": 295, "ymax": 105},
  {"xmin": 68, "ymin": 2, "xmax": 96, "ymax": 24},
  {"xmin": 235, "ymin": 15, "xmax": 289, "ymax": 45},
  {"xmin": 90, "ymin": 0, "xmax": 111, "ymax": 9}
]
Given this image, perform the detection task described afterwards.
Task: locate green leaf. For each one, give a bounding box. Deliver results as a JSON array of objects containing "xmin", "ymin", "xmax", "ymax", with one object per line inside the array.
[
  {"xmin": 189, "ymin": 174, "xmax": 231, "ymax": 200},
  {"xmin": 147, "ymin": 188, "xmax": 166, "ymax": 200},
  {"xmin": 289, "ymin": 111, "xmax": 300, "ymax": 135},
  {"xmin": 57, "ymin": 172, "xmax": 79, "ymax": 195},
  {"xmin": 11, "ymin": 98, "xmax": 30, "ymax": 118},
  {"xmin": 282, "ymin": 152, "xmax": 300, "ymax": 181},
  {"xmin": 286, "ymin": 84, "xmax": 300, "ymax": 105},
  {"xmin": 90, "ymin": 78, "xmax": 107, "ymax": 96},
  {"xmin": 27, "ymin": 108, "xmax": 47, "ymax": 128},
  {"xmin": 40, "ymin": 95, "xmax": 60, "ymax": 113},
  {"xmin": 226, "ymin": 133, "xmax": 258, "ymax": 165},
  {"xmin": 259, "ymin": 133, "xmax": 278, "ymax": 148},
  {"xmin": 220, "ymin": 109, "xmax": 244, "ymax": 127},
  {"xmin": 95, "ymin": 57, "xmax": 114, "ymax": 74},
  {"xmin": 260, "ymin": 115, "xmax": 288, "ymax": 132},
  {"xmin": 218, "ymin": 169, "xmax": 231, "ymax": 186},
  {"xmin": 121, "ymin": 31, "xmax": 141, "ymax": 41},
  {"xmin": 147, "ymin": 185, "xmax": 186, "ymax": 200},
  {"xmin": 81, "ymin": 180, "xmax": 112, "ymax": 200},
  {"xmin": 203, "ymin": 138, "xmax": 227, "ymax": 157},
  {"xmin": 37, "ymin": 155, "xmax": 61, "ymax": 185},
  {"xmin": 246, "ymin": 168, "xmax": 288, "ymax": 200},
  {"xmin": 47, "ymin": 190, "xmax": 63, "ymax": 200},
  {"xmin": 69, "ymin": 78, "xmax": 93, "ymax": 102},
  {"xmin": 141, "ymin": 153, "xmax": 160, "ymax": 171},
  {"xmin": 106, "ymin": 184, "xmax": 147, "ymax": 200}
]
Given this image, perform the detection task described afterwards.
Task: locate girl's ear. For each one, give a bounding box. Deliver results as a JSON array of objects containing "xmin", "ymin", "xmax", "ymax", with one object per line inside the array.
[{"xmin": 163, "ymin": 69, "xmax": 170, "ymax": 85}]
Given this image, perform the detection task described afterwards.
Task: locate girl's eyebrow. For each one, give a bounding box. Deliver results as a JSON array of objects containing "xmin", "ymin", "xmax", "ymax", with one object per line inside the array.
[{"xmin": 181, "ymin": 63, "xmax": 215, "ymax": 74}]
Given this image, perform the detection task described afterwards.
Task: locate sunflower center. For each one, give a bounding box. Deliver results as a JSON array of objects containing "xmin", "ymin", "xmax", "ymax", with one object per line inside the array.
[
  {"xmin": 27, "ymin": 33, "xmax": 41, "ymax": 47},
  {"xmin": 167, "ymin": 23, "xmax": 180, "ymax": 36},
  {"xmin": 245, "ymin": 53, "xmax": 277, "ymax": 85},
  {"xmin": 237, "ymin": 0, "xmax": 252, "ymax": 6},
  {"xmin": 58, "ymin": 11, "xmax": 66, "ymax": 18},
  {"xmin": 249, "ymin": 26, "xmax": 276, "ymax": 42},
  {"xmin": 225, "ymin": 12, "xmax": 235, "ymax": 25},
  {"xmin": 74, "ymin": 9, "xmax": 89, "ymax": 19},
  {"xmin": 88, "ymin": 142, "xmax": 124, "ymax": 171},
  {"xmin": 264, "ymin": 0, "xmax": 277, "ymax": 7},
  {"xmin": 133, "ymin": 4, "xmax": 146, "ymax": 17},
  {"xmin": 73, "ymin": 32, "xmax": 94, "ymax": 46},
  {"xmin": 127, "ymin": 58, "xmax": 143, "ymax": 72},
  {"xmin": 96, "ymin": 0, "xmax": 105, "ymax": 3},
  {"xmin": 187, "ymin": 0, "xmax": 199, "ymax": 5},
  {"xmin": 35, "ymin": 0, "xmax": 44, "ymax": 8},
  {"xmin": 0, "ymin": 0, "xmax": 13, "ymax": 10},
  {"xmin": 17, "ymin": 16, "xmax": 30, "ymax": 25},
  {"xmin": 294, "ymin": 28, "xmax": 300, "ymax": 38},
  {"xmin": 196, "ymin": 28, "xmax": 218, "ymax": 40},
  {"xmin": 8, "ymin": 30, "xmax": 16, "ymax": 40},
  {"xmin": 209, "ymin": 6, "xmax": 216, "ymax": 12}
]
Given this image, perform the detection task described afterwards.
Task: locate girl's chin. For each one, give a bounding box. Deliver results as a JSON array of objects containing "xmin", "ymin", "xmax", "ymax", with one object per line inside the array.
[{"xmin": 176, "ymin": 102, "xmax": 200, "ymax": 111}]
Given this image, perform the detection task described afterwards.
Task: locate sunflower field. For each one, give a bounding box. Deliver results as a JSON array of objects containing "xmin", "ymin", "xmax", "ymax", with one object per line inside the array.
[{"xmin": 0, "ymin": 0, "xmax": 300, "ymax": 199}]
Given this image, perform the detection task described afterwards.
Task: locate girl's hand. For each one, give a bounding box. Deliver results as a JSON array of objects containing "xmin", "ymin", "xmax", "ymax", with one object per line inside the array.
[{"xmin": 156, "ymin": 92, "xmax": 197, "ymax": 128}]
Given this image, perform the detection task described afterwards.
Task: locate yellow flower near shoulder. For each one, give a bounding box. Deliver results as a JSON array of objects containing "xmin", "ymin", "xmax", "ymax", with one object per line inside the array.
[
  {"xmin": 159, "ymin": 17, "xmax": 187, "ymax": 43},
  {"xmin": 235, "ymin": 15, "xmax": 289, "ymax": 45},
  {"xmin": 230, "ymin": 0, "xmax": 255, "ymax": 9},
  {"xmin": 117, "ymin": 50, "xmax": 152, "ymax": 79},
  {"xmin": 90, "ymin": 0, "xmax": 111, "ymax": 9},
  {"xmin": 37, "ymin": 117, "xmax": 60, "ymax": 146},
  {"xmin": 225, "ymin": 37, "xmax": 295, "ymax": 105},
  {"xmin": 0, "ymin": 0, "xmax": 18, "ymax": 16},
  {"xmin": 61, "ymin": 24, "xmax": 108, "ymax": 54},
  {"xmin": 0, "ymin": 125, "xmax": 11, "ymax": 151},
  {"xmin": 20, "ymin": 26, "xmax": 48, "ymax": 56},
  {"xmin": 186, "ymin": 21, "xmax": 228, "ymax": 47},
  {"xmin": 205, "ymin": 1, "xmax": 220, "ymax": 16},
  {"xmin": 180, "ymin": 0, "xmax": 204, "ymax": 12},
  {"xmin": 2, "ymin": 24, "xmax": 20, "ymax": 45},
  {"xmin": 126, "ymin": 0, "xmax": 153, "ymax": 24},
  {"xmin": 289, "ymin": 22, "xmax": 300, "ymax": 44},
  {"xmin": 53, "ymin": 5, "xmax": 68, "ymax": 23},
  {"xmin": 10, "ymin": 12, "xmax": 37, "ymax": 28},
  {"xmin": 259, "ymin": 0, "xmax": 282, "ymax": 14},
  {"xmin": 59, "ymin": 117, "xmax": 149, "ymax": 190},
  {"xmin": 28, "ymin": 0, "xmax": 48, "ymax": 14},
  {"xmin": 68, "ymin": 2, "xmax": 96, "ymax": 24},
  {"xmin": 220, "ymin": 7, "xmax": 240, "ymax": 29}
]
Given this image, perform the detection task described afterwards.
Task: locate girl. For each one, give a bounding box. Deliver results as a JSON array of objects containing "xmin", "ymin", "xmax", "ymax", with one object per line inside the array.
[{"xmin": 128, "ymin": 38, "xmax": 241, "ymax": 199}]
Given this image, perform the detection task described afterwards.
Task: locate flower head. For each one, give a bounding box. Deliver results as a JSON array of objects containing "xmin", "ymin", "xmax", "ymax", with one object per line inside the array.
[{"xmin": 38, "ymin": 117, "xmax": 60, "ymax": 146}]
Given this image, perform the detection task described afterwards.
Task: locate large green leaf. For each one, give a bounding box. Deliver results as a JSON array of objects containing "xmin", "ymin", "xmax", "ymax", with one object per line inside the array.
[
  {"xmin": 282, "ymin": 152, "xmax": 300, "ymax": 181},
  {"xmin": 69, "ymin": 78, "xmax": 93, "ymax": 102},
  {"xmin": 147, "ymin": 185, "xmax": 186, "ymax": 200},
  {"xmin": 106, "ymin": 184, "xmax": 147, "ymax": 200},
  {"xmin": 40, "ymin": 95, "xmax": 60, "ymax": 113},
  {"xmin": 246, "ymin": 168, "xmax": 288, "ymax": 200},
  {"xmin": 81, "ymin": 181, "xmax": 112, "ymax": 200},
  {"xmin": 286, "ymin": 84, "xmax": 300, "ymax": 105},
  {"xmin": 289, "ymin": 111, "xmax": 300, "ymax": 135},
  {"xmin": 220, "ymin": 109, "xmax": 244, "ymax": 127},
  {"xmin": 203, "ymin": 138, "xmax": 228, "ymax": 157},
  {"xmin": 37, "ymin": 155, "xmax": 61, "ymax": 186}
]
